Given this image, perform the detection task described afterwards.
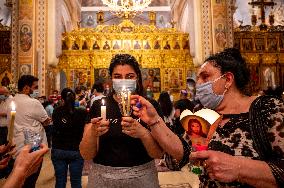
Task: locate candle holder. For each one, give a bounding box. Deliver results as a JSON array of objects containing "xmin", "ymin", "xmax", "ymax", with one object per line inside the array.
[
  {"xmin": 112, "ymin": 79, "xmax": 136, "ymax": 117},
  {"xmin": 116, "ymin": 87, "xmax": 132, "ymax": 116}
]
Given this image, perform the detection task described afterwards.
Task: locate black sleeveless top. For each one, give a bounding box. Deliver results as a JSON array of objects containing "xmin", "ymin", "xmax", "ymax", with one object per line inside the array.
[{"xmin": 90, "ymin": 95, "xmax": 152, "ymax": 167}]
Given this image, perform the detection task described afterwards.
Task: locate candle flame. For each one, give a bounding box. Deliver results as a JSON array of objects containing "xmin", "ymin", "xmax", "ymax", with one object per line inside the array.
[
  {"xmin": 102, "ymin": 99, "xmax": 105, "ymax": 106},
  {"xmin": 11, "ymin": 101, "xmax": 16, "ymax": 111}
]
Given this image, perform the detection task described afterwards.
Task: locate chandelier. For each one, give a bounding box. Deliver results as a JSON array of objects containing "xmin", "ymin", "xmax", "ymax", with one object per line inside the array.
[{"xmin": 101, "ymin": 0, "xmax": 152, "ymax": 19}]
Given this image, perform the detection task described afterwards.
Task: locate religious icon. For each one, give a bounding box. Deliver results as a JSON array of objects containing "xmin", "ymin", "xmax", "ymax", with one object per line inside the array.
[
  {"xmin": 123, "ymin": 40, "xmax": 131, "ymax": 50},
  {"xmin": 234, "ymin": 38, "xmax": 240, "ymax": 49},
  {"xmin": 20, "ymin": 24, "xmax": 32, "ymax": 52},
  {"xmin": 144, "ymin": 41, "xmax": 151, "ymax": 49},
  {"xmin": 183, "ymin": 40, "xmax": 189, "ymax": 49},
  {"xmin": 268, "ymin": 38, "xmax": 277, "ymax": 51},
  {"xmin": 134, "ymin": 41, "xmax": 141, "ymax": 49},
  {"xmin": 243, "ymin": 38, "xmax": 252, "ymax": 51},
  {"xmin": 103, "ymin": 41, "xmax": 110, "ymax": 50},
  {"xmin": 215, "ymin": 24, "xmax": 226, "ymax": 48},
  {"xmin": 86, "ymin": 15, "xmax": 95, "ymax": 26},
  {"xmin": 173, "ymin": 41, "xmax": 180, "ymax": 49},
  {"xmin": 94, "ymin": 68, "xmax": 111, "ymax": 88},
  {"xmin": 19, "ymin": 64, "xmax": 31, "ymax": 77},
  {"xmin": 280, "ymin": 34, "xmax": 284, "ymax": 50},
  {"xmin": 164, "ymin": 41, "xmax": 171, "ymax": 49},
  {"xmin": 142, "ymin": 68, "xmax": 161, "ymax": 93},
  {"xmin": 255, "ymin": 38, "xmax": 265, "ymax": 51},
  {"xmin": 113, "ymin": 41, "xmax": 120, "ymax": 49},
  {"xmin": 93, "ymin": 41, "xmax": 100, "ymax": 50},
  {"xmin": 1, "ymin": 73, "xmax": 10, "ymax": 87},
  {"xmin": 154, "ymin": 41, "xmax": 161, "ymax": 49}
]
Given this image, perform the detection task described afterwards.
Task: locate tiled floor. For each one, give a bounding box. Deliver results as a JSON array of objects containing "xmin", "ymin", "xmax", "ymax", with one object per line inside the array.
[{"xmin": 0, "ymin": 152, "xmax": 199, "ymax": 188}]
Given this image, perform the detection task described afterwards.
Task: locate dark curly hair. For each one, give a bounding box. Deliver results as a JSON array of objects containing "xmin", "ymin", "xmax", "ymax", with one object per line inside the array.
[
  {"xmin": 109, "ymin": 54, "xmax": 143, "ymax": 95},
  {"xmin": 205, "ymin": 48, "xmax": 250, "ymax": 95}
]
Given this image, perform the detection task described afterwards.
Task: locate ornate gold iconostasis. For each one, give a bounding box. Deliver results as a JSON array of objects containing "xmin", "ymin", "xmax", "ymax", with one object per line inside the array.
[
  {"xmin": 234, "ymin": 25, "xmax": 284, "ymax": 94},
  {"xmin": 58, "ymin": 12, "xmax": 194, "ymax": 99},
  {"xmin": 0, "ymin": 23, "xmax": 12, "ymax": 87}
]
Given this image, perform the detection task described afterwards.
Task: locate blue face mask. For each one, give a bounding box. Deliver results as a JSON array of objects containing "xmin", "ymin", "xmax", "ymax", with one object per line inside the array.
[
  {"xmin": 195, "ymin": 75, "xmax": 226, "ymax": 109},
  {"xmin": 0, "ymin": 95, "xmax": 8, "ymax": 101},
  {"xmin": 30, "ymin": 90, "xmax": 39, "ymax": 98}
]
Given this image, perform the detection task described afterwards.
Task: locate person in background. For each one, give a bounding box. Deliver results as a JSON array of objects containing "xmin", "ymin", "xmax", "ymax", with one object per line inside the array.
[
  {"xmin": 51, "ymin": 88, "xmax": 87, "ymax": 188},
  {"xmin": 158, "ymin": 91, "xmax": 176, "ymax": 133},
  {"xmin": 75, "ymin": 86, "xmax": 87, "ymax": 109},
  {"xmin": 2, "ymin": 144, "xmax": 48, "ymax": 188},
  {"xmin": 174, "ymin": 89, "xmax": 195, "ymax": 136},
  {"xmin": 80, "ymin": 54, "xmax": 163, "ymax": 188},
  {"xmin": 49, "ymin": 90, "xmax": 62, "ymax": 108},
  {"xmin": 174, "ymin": 89, "xmax": 195, "ymax": 117},
  {"xmin": 0, "ymin": 86, "xmax": 12, "ymax": 146},
  {"xmin": 90, "ymin": 81, "xmax": 105, "ymax": 107},
  {"xmin": 13, "ymin": 75, "xmax": 51, "ymax": 188},
  {"xmin": 145, "ymin": 86, "xmax": 154, "ymax": 99},
  {"xmin": 44, "ymin": 99, "xmax": 54, "ymax": 148},
  {"xmin": 264, "ymin": 86, "xmax": 283, "ymax": 99}
]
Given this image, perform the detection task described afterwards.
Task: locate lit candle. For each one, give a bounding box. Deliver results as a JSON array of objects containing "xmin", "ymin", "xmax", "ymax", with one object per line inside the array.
[
  {"xmin": 8, "ymin": 101, "xmax": 16, "ymax": 143},
  {"xmin": 101, "ymin": 99, "xmax": 106, "ymax": 120}
]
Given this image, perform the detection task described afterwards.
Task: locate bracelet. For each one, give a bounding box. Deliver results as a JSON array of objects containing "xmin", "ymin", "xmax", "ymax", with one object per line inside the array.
[{"xmin": 148, "ymin": 117, "xmax": 161, "ymax": 127}]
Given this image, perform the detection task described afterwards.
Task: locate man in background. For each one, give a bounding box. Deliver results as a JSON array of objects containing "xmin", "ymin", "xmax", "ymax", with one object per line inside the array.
[
  {"xmin": 0, "ymin": 86, "xmax": 12, "ymax": 145},
  {"xmin": 90, "ymin": 81, "xmax": 105, "ymax": 107},
  {"xmin": 13, "ymin": 75, "xmax": 50, "ymax": 188}
]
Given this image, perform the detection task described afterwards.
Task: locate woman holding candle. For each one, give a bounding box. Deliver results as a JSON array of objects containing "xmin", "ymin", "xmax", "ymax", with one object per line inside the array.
[
  {"xmin": 80, "ymin": 54, "xmax": 164, "ymax": 188},
  {"xmin": 51, "ymin": 88, "xmax": 87, "ymax": 188}
]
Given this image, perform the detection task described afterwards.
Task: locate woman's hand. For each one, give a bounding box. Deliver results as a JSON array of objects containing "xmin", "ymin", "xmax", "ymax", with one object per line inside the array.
[
  {"xmin": 91, "ymin": 117, "xmax": 109, "ymax": 137},
  {"xmin": 14, "ymin": 144, "xmax": 49, "ymax": 178},
  {"xmin": 121, "ymin": 116, "xmax": 148, "ymax": 139},
  {"xmin": 0, "ymin": 143, "xmax": 16, "ymax": 170},
  {"xmin": 131, "ymin": 95, "xmax": 160, "ymax": 125},
  {"xmin": 190, "ymin": 150, "xmax": 242, "ymax": 183}
]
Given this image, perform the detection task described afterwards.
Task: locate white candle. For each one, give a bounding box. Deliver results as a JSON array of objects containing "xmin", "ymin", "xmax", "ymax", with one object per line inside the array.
[
  {"xmin": 101, "ymin": 99, "xmax": 106, "ymax": 120},
  {"xmin": 8, "ymin": 101, "xmax": 16, "ymax": 143}
]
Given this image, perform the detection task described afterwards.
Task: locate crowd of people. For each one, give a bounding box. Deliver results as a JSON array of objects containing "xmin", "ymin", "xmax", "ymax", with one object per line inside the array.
[{"xmin": 0, "ymin": 48, "xmax": 283, "ymax": 188}]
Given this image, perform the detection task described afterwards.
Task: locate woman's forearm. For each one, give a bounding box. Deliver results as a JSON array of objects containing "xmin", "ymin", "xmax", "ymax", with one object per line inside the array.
[
  {"xmin": 140, "ymin": 130, "xmax": 164, "ymax": 159},
  {"xmin": 238, "ymin": 158, "xmax": 277, "ymax": 188},
  {"xmin": 79, "ymin": 123, "xmax": 98, "ymax": 160},
  {"xmin": 149, "ymin": 119, "xmax": 184, "ymax": 161}
]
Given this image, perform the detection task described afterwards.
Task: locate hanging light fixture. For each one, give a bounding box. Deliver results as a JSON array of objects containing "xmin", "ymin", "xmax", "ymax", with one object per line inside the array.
[{"xmin": 101, "ymin": 0, "xmax": 152, "ymax": 19}]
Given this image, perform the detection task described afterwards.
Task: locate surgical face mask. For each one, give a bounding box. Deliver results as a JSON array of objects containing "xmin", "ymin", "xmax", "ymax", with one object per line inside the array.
[
  {"xmin": 195, "ymin": 75, "xmax": 226, "ymax": 109},
  {"xmin": 0, "ymin": 95, "xmax": 8, "ymax": 101},
  {"xmin": 112, "ymin": 79, "xmax": 137, "ymax": 93},
  {"xmin": 30, "ymin": 90, "xmax": 39, "ymax": 98}
]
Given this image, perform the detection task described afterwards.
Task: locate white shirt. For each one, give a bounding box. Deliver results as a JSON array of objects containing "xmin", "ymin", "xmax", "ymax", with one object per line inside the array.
[
  {"xmin": 13, "ymin": 94, "xmax": 48, "ymax": 155},
  {"xmin": 0, "ymin": 96, "xmax": 13, "ymax": 127}
]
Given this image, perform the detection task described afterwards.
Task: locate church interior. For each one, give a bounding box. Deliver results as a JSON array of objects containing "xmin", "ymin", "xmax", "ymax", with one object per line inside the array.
[{"xmin": 0, "ymin": 0, "xmax": 284, "ymax": 187}]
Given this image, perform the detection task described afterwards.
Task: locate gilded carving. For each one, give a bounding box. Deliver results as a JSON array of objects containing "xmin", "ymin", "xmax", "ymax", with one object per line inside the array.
[{"xmin": 58, "ymin": 19, "xmax": 193, "ymax": 92}]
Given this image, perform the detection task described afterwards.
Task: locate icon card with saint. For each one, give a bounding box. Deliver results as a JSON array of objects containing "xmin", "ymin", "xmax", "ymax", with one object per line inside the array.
[
  {"xmin": 134, "ymin": 40, "xmax": 141, "ymax": 49},
  {"xmin": 143, "ymin": 41, "xmax": 151, "ymax": 49},
  {"xmin": 123, "ymin": 40, "xmax": 131, "ymax": 50}
]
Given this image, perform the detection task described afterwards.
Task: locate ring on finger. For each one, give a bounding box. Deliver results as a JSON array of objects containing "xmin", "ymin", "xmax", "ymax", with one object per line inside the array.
[{"xmin": 203, "ymin": 160, "xmax": 208, "ymax": 168}]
